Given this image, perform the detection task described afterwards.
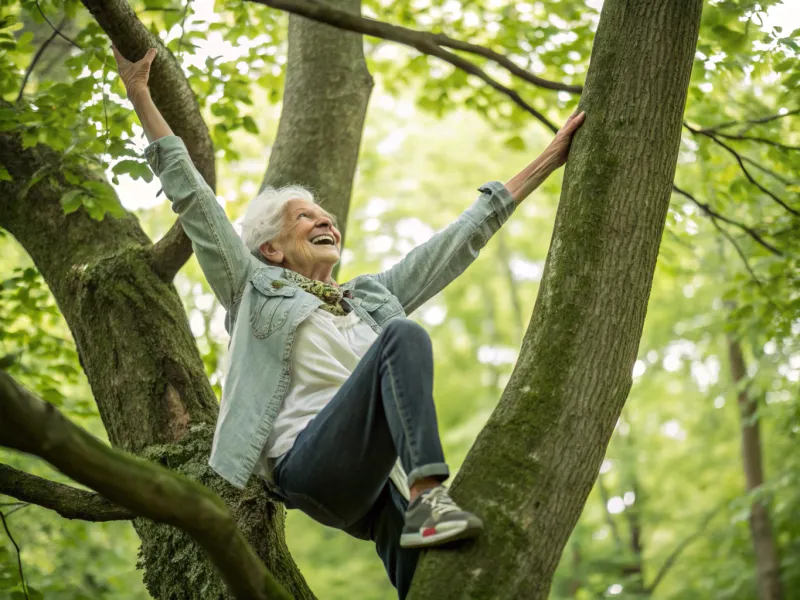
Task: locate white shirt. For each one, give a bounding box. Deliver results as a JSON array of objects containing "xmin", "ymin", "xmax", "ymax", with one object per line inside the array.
[{"xmin": 263, "ymin": 308, "xmax": 379, "ymax": 459}]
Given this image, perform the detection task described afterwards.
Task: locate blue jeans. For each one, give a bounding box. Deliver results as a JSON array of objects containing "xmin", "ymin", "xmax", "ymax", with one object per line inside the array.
[{"xmin": 273, "ymin": 318, "xmax": 450, "ymax": 598}]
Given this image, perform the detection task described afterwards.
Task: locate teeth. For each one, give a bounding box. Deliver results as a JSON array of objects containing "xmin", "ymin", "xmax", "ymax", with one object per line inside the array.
[{"xmin": 310, "ymin": 234, "xmax": 335, "ymax": 245}]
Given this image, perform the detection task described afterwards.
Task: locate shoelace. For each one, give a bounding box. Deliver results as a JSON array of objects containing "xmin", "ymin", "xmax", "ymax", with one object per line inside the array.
[{"xmin": 421, "ymin": 487, "xmax": 460, "ymax": 518}]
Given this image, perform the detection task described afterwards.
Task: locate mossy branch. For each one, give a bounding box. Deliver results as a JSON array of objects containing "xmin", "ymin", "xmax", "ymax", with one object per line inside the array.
[
  {"xmin": 0, "ymin": 372, "xmax": 292, "ymax": 600},
  {"xmin": 0, "ymin": 464, "xmax": 133, "ymax": 521}
]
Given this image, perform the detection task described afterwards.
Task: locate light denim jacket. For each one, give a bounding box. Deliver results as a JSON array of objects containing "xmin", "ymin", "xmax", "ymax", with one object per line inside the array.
[{"xmin": 144, "ymin": 136, "xmax": 516, "ymax": 491}]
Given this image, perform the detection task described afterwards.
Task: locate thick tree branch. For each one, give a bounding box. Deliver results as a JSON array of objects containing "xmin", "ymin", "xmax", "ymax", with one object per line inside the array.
[
  {"xmin": 79, "ymin": 0, "xmax": 217, "ymax": 280},
  {"xmin": 671, "ymin": 185, "xmax": 783, "ymax": 256},
  {"xmin": 0, "ymin": 463, "xmax": 133, "ymax": 521},
  {"xmin": 251, "ymin": 0, "xmax": 580, "ymax": 93},
  {"xmin": 0, "ymin": 372, "xmax": 291, "ymax": 600},
  {"xmin": 249, "ymin": 0, "xmax": 561, "ymax": 132},
  {"xmin": 684, "ymin": 122, "xmax": 800, "ymax": 218}
]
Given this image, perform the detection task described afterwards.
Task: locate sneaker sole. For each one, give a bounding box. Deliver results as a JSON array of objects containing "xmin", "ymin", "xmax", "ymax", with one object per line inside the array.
[{"xmin": 400, "ymin": 520, "xmax": 482, "ymax": 549}]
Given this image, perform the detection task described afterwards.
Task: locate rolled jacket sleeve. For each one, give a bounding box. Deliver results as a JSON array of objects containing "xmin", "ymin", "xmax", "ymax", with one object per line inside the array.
[{"xmin": 374, "ymin": 181, "xmax": 516, "ymax": 315}]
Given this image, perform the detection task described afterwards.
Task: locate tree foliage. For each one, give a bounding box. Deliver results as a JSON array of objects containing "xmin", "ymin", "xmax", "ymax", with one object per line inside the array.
[{"xmin": 0, "ymin": 0, "xmax": 798, "ymax": 598}]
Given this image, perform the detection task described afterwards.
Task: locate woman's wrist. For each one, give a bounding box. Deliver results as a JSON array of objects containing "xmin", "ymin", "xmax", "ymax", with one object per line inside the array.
[{"xmin": 128, "ymin": 85, "xmax": 151, "ymax": 107}]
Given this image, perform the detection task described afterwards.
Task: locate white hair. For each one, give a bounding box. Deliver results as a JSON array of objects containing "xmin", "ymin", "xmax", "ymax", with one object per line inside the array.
[{"xmin": 240, "ymin": 185, "xmax": 316, "ymax": 254}]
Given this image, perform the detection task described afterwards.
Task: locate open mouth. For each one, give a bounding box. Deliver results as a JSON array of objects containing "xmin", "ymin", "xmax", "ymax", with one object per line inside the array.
[{"xmin": 310, "ymin": 234, "xmax": 336, "ymax": 246}]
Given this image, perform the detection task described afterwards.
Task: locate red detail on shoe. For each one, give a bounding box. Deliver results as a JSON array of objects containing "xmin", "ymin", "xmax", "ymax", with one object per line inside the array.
[{"xmin": 422, "ymin": 527, "xmax": 437, "ymax": 537}]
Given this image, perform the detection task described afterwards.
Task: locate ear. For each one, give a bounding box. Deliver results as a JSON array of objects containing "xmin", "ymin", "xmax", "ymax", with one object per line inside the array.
[{"xmin": 259, "ymin": 241, "xmax": 284, "ymax": 265}]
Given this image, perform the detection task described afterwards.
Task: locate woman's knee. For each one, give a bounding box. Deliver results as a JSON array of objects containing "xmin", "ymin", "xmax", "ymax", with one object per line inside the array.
[{"xmin": 381, "ymin": 318, "xmax": 431, "ymax": 348}]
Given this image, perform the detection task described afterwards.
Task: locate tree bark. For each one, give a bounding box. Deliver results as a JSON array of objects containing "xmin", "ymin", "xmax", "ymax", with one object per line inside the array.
[
  {"xmin": 409, "ymin": 1, "xmax": 702, "ymax": 598},
  {"xmin": 0, "ymin": 134, "xmax": 313, "ymax": 600},
  {"xmin": 260, "ymin": 0, "xmax": 373, "ymax": 261},
  {"xmin": 727, "ymin": 338, "xmax": 783, "ymax": 600}
]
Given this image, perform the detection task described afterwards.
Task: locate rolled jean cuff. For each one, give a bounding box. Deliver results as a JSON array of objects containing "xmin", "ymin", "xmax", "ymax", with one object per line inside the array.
[{"xmin": 407, "ymin": 463, "xmax": 450, "ymax": 488}]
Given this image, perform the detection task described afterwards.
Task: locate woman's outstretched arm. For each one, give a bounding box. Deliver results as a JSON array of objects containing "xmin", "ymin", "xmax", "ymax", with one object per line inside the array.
[
  {"xmin": 114, "ymin": 47, "xmax": 173, "ymax": 143},
  {"xmin": 373, "ymin": 111, "xmax": 585, "ymax": 315},
  {"xmin": 114, "ymin": 47, "xmax": 257, "ymax": 311}
]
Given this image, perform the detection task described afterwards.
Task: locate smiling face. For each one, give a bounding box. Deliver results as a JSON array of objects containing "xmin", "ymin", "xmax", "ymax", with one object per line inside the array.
[{"xmin": 258, "ymin": 199, "xmax": 342, "ymax": 282}]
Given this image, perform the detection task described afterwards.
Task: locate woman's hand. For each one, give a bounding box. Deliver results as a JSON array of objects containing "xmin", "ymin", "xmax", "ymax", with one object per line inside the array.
[
  {"xmin": 112, "ymin": 46, "xmax": 156, "ymax": 103},
  {"xmin": 543, "ymin": 110, "xmax": 586, "ymax": 169},
  {"xmin": 503, "ymin": 110, "xmax": 586, "ymax": 205},
  {"xmin": 112, "ymin": 46, "xmax": 173, "ymax": 142}
]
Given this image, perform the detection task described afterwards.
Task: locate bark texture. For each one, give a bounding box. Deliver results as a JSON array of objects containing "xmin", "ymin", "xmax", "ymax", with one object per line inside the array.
[
  {"xmin": 260, "ymin": 0, "xmax": 373, "ymax": 255},
  {"xmin": 409, "ymin": 1, "xmax": 702, "ymax": 598},
  {"xmin": 728, "ymin": 338, "xmax": 783, "ymax": 600},
  {"xmin": 0, "ymin": 135, "xmax": 313, "ymax": 599}
]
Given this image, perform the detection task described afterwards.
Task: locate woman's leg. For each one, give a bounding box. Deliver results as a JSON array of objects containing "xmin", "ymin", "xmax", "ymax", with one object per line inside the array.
[
  {"xmin": 345, "ymin": 483, "xmax": 420, "ymax": 600},
  {"xmin": 275, "ymin": 318, "xmax": 449, "ymax": 528}
]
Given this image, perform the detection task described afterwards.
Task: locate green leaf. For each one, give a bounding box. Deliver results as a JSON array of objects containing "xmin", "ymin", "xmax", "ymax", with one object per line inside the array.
[
  {"xmin": 503, "ymin": 135, "xmax": 526, "ymax": 151},
  {"xmin": 242, "ymin": 115, "xmax": 259, "ymax": 134},
  {"xmin": 63, "ymin": 170, "xmax": 81, "ymax": 185},
  {"xmin": 60, "ymin": 189, "xmax": 83, "ymax": 214},
  {"xmin": 18, "ymin": 31, "xmax": 33, "ymax": 46}
]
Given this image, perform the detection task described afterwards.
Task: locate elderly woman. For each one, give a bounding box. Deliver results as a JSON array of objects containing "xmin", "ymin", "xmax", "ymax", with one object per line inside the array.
[{"xmin": 116, "ymin": 47, "xmax": 584, "ymax": 597}]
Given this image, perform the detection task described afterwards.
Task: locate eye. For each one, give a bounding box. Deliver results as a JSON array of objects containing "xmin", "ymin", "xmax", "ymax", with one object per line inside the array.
[{"xmin": 297, "ymin": 213, "xmax": 309, "ymax": 219}]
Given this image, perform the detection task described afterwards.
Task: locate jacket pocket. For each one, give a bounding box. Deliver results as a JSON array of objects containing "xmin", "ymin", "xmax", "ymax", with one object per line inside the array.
[
  {"xmin": 249, "ymin": 275, "xmax": 297, "ymax": 339},
  {"xmin": 361, "ymin": 292, "xmax": 404, "ymax": 323}
]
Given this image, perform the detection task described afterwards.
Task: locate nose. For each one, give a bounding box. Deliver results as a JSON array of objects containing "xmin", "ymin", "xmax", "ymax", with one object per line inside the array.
[{"xmin": 316, "ymin": 216, "xmax": 333, "ymax": 229}]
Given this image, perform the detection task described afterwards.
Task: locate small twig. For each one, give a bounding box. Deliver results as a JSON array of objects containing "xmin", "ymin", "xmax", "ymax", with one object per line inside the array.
[
  {"xmin": 741, "ymin": 155, "xmax": 794, "ymax": 186},
  {"xmin": 703, "ymin": 131, "xmax": 800, "ymax": 152},
  {"xmin": 645, "ymin": 501, "xmax": 728, "ymax": 594},
  {"xmin": 0, "ymin": 509, "xmax": 29, "ymax": 600},
  {"xmin": 700, "ymin": 109, "xmax": 800, "ymax": 133},
  {"xmin": 34, "ymin": 0, "xmax": 81, "ymax": 50},
  {"xmin": 684, "ymin": 123, "xmax": 800, "ymax": 218},
  {"xmin": 16, "ymin": 18, "xmax": 66, "ymax": 102},
  {"xmin": 135, "ymin": 7, "xmax": 183, "ymax": 15},
  {"xmin": 101, "ymin": 52, "xmax": 110, "ymax": 157},
  {"xmin": 3, "ymin": 504, "xmax": 30, "ymax": 518},
  {"xmin": 672, "ymin": 185, "xmax": 783, "ymax": 256},
  {"xmin": 177, "ymin": 0, "xmax": 194, "ymax": 57},
  {"xmin": 709, "ymin": 218, "xmax": 782, "ymax": 312}
]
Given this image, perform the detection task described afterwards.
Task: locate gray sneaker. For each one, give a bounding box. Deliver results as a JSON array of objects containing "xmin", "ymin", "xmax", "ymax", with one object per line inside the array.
[{"xmin": 400, "ymin": 486, "xmax": 483, "ymax": 548}]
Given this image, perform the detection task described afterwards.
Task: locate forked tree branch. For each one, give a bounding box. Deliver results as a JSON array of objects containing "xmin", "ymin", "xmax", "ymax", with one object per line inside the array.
[
  {"xmin": 0, "ymin": 372, "xmax": 291, "ymax": 600},
  {"xmin": 0, "ymin": 463, "xmax": 133, "ymax": 521},
  {"xmin": 671, "ymin": 185, "xmax": 783, "ymax": 256},
  {"xmin": 684, "ymin": 123, "xmax": 800, "ymax": 218}
]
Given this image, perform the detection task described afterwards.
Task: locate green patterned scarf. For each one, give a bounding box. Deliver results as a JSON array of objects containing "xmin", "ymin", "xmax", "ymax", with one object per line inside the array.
[{"xmin": 282, "ymin": 269, "xmax": 352, "ymax": 316}]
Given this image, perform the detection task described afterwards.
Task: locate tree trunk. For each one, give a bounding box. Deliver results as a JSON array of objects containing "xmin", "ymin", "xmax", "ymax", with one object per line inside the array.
[
  {"xmin": 261, "ymin": 0, "xmax": 373, "ymax": 257},
  {"xmin": 727, "ymin": 338, "xmax": 783, "ymax": 600},
  {"xmin": 0, "ymin": 127, "xmax": 314, "ymax": 600},
  {"xmin": 409, "ymin": 1, "xmax": 702, "ymax": 598},
  {"xmin": 3, "ymin": 0, "xmax": 371, "ymax": 595}
]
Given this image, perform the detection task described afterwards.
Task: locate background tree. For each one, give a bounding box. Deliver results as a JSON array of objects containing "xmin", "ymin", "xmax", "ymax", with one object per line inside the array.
[{"xmin": 0, "ymin": 0, "xmax": 797, "ymax": 599}]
